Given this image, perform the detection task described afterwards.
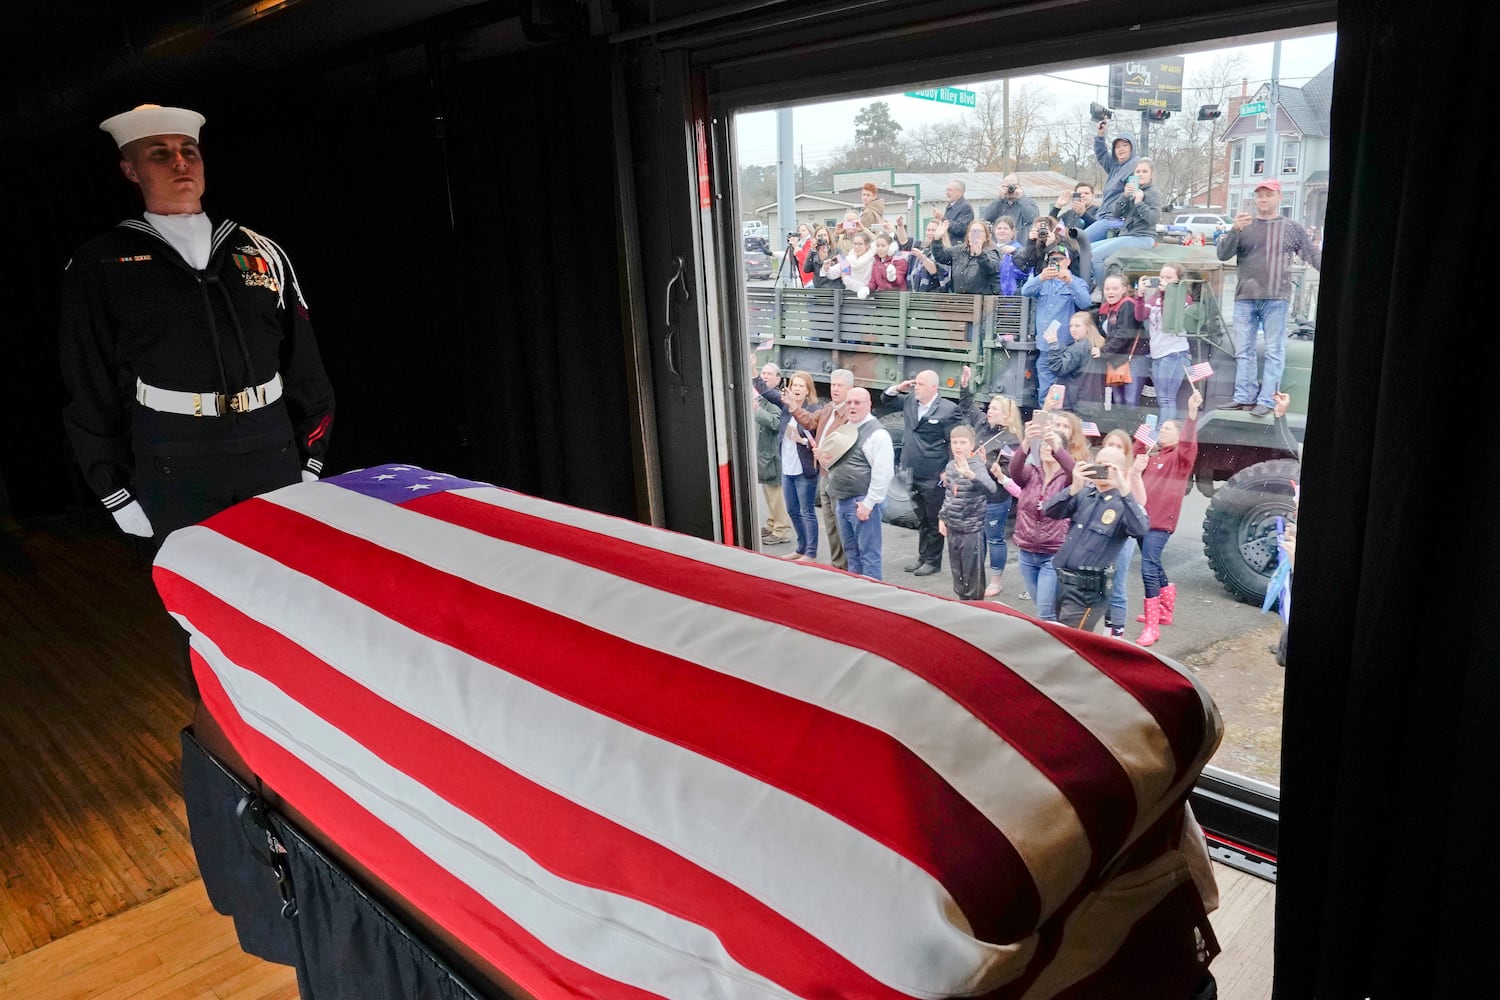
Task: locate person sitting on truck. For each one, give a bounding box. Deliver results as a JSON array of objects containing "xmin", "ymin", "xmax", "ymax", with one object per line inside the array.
[
  {"xmin": 1139, "ymin": 262, "xmax": 1198, "ymax": 421},
  {"xmin": 1135, "ymin": 386, "xmax": 1205, "ymax": 647},
  {"xmin": 935, "ymin": 179, "xmax": 975, "ymax": 243},
  {"xmin": 824, "ymin": 230, "xmax": 877, "ymax": 296},
  {"xmin": 1082, "ymin": 121, "xmax": 1140, "ymax": 243},
  {"xmin": 981, "ymin": 173, "xmax": 1039, "ymax": 233},
  {"xmin": 1016, "ymin": 215, "xmax": 1091, "ymax": 290},
  {"xmin": 1046, "ymin": 311, "xmax": 1106, "ymax": 413},
  {"xmin": 1021, "ymin": 244, "xmax": 1092, "ymax": 400},
  {"xmin": 868, "ymin": 233, "xmax": 909, "ymax": 292},
  {"xmin": 836, "ymin": 210, "xmax": 861, "ymax": 254},
  {"xmin": 992, "ymin": 216, "xmax": 1023, "ymax": 294},
  {"xmin": 1089, "ymin": 159, "xmax": 1162, "ymax": 291},
  {"xmin": 1051, "ymin": 183, "xmax": 1100, "ymax": 231},
  {"xmin": 930, "ymin": 220, "xmax": 1000, "ymax": 296},
  {"xmin": 1098, "ymin": 273, "xmax": 1152, "ymax": 406},
  {"xmin": 906, "ymin": 220, "xmax": 952, "ymax": 292},
  {"xmin": 858, "ymin": 182, "xmax": 889, "ymax": 234},
  {"xmin": 801, "ymin": 226, "xmax": 843, "ymax": 289}
]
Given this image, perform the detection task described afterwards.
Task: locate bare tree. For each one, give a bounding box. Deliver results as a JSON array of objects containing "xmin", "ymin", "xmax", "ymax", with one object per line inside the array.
[{"xmin": 903, "ymin": 120, "xmax": 978, "ymax": 171}]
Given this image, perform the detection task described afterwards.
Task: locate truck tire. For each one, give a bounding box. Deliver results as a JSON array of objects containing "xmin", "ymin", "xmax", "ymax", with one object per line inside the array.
[{"xmin": 1201, "ymin": 458, "xmax": 1300, "ymax": 605}]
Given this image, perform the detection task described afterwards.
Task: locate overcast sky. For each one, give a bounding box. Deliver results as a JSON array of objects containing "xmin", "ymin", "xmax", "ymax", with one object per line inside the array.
[{"xmin": 734, "ymin": 27, "xmax": 1337, "ymax": 168}]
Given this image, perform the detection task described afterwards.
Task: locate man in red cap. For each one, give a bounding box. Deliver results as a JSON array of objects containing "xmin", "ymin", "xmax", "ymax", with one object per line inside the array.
[
  {"xmin": 1214, "ymin": 179, "xmax": 1320, "ymax": 416},
  {"xmin": 60, "ymin": 104, "xmax": 335, "ymax": 543}
]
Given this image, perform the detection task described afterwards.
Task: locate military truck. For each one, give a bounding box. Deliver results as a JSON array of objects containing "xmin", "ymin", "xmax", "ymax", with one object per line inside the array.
[{"xmin": 747, "ymin": 243, "xmax": 1317, "ymax": 604}]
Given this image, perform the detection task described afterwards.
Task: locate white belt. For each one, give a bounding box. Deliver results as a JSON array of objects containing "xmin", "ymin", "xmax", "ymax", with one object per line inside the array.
[{"xmin": 135, "ymin": 374, "xmax": 283, "ymax": 417}]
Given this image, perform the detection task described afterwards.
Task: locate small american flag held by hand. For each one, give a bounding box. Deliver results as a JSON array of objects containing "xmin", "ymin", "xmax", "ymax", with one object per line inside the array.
[
  {"xmin": 1186, "ymin": 361, "xmax": 1214, "ymax": 382},
  {"xmin": 1134, "ymin": 423, "xmax": 1159, "ymax": 450},
  {"xmin": 1080, "ymin": 421, "xmax": 1101, "ymax": 438}
]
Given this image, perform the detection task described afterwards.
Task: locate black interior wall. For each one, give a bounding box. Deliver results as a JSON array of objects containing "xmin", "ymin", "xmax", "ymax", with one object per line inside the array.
[{"xmin": 0, "ymin": 32, "xmax": 635, "ymax": 521}]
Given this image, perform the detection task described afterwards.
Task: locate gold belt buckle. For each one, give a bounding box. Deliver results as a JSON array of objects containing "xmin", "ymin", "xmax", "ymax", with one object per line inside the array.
[{"xmin": 229, "ymin": 388, "xmax": 252, "ymax": 413}]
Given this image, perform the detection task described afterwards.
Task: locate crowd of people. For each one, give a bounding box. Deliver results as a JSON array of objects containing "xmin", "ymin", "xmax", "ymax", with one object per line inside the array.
[
  {"xmin": 751, "ymin": 346, "xmax": 1299, "ymax": 645},
  {"xmin": 773, "ymin": 115, "xmax": 1321, "ymax": 423}
]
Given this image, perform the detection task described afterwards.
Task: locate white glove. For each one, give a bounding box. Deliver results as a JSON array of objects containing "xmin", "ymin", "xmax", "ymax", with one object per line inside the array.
[
  {"xmin": 112, "ymin": 500, "xmax": 154, "ymax": 538},
  {"xmin": 301, "ymin": 470, "xmax": 319, "ymax": 483},
  {"xmin": 885, "ymin": 263, "xmax": 897, "ymax": 282},
  {"xmin": 856, "ymin": 286, "xmax": 870, "ymax": 299}
]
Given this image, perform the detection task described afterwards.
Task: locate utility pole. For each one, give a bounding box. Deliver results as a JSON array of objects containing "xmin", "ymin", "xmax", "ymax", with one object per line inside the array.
[
  {"xmin": 1139, "ymin": 109, "xmax": 1151, "ymax": 158},
  {"xmin": 1000, "ymin": 78, "xmax": 1010, "ymax": 172},
  {"xmin": 1266, "ymin": 41, "xmax": 1281, "ymax": 199},
  {"xmin": 775, "ymin": 107, "xmax": 796, "ymax": 240}
]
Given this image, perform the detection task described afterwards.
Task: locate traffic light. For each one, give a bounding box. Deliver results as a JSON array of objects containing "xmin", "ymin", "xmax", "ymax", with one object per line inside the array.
[
  {"xmin": 1146, "ymin": 109, "xmax": 1172, "ymax": 122},
  {"xmin": 1197, "ymin": 104, "xmax": 1223, "ymax": 121}
]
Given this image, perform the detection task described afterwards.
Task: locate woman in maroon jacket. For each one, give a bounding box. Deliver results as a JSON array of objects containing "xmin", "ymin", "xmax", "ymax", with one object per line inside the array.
[
  {"xmin": 1009, "ymin": 410, "xmax": 1084, "ymax": 620},
  {"xmin": 1135, "ymin": 386, "xmax": 1204, "ymax": 645}
]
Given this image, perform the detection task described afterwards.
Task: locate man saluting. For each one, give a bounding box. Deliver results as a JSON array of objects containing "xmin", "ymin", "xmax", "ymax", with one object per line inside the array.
[{"xmin": 60, "ymin": 104, "xmax": 335, "ymax": 542}]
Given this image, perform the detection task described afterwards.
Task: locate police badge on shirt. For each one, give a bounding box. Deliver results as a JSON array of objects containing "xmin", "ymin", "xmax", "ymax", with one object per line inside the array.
[{"xmin": 232, "ymin": 247, "xmax": 280, "ymax": 293}]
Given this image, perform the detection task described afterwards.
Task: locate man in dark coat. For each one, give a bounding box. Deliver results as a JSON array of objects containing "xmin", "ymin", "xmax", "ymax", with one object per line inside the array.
[
  {"xmin": 936, "ymin": 179, "xmax": 974, "ymax": 243},
  {"xmin": 880, "ymin": 369, "xmax": 963, "ymax": 575}
]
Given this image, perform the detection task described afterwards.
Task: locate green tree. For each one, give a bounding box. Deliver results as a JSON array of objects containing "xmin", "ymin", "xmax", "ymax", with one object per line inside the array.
[{"xmin": 852, "ymin": 102, "xmax": 903, "ymax": 148}]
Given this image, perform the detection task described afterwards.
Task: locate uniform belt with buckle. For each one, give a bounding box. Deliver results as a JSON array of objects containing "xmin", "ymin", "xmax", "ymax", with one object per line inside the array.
[{"xmin": 135, "ymin": 374, "xmax": 284, "ymax": 417}]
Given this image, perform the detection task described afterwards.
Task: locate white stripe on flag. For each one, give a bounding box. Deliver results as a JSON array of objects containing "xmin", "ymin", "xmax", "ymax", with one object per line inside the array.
[
  {"xmin": 462, "ymin": 487, "xmax": 1190, "ymax": 851},
  {"xmin": 180, "ymin": 619, "xmax": 801, "ymax": 1000},
  {"xmin": 266, "ymin": 483, "xmax": 1093, "ymax": 916},
  {"xmin": 158, "ymin": 525, "xmax": 1033, "ymax": 996}
]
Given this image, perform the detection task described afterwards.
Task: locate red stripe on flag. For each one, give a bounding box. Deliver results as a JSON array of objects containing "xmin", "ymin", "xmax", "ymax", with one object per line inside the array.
[
  {"xmin": 197, "ymin": 499, "xmax": 1043, "ymax": 944},
  {"xmin": 401, "ymin": 491, "xmax": 1143, "ymax": 879},
  {"xmin": 187, "ymin": 650, "xmax": 667, "ymax": 1000},
  {"xmin": 159, "ymin": 569, "xmax": 907, "ymax": 999}
]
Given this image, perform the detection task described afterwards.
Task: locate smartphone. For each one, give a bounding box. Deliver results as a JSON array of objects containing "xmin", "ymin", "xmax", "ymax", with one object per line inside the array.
[
  {"xmin": 844, "ymin": 221, "xmax": 857, "ymax": 231},
  {"xmin": 1045, "ymin": 384, "xmax": 1066, "ymax": 407},
  {"xmin": 1042, "ymin": 319, "xmax": 1060, "ymax": 344},
  {"xmin": 1086, "ymin": 464, "xmax": 1112, "ymax": 479},
  {"xmin": 1145, "ymin": 414, "xmax": 1158, "ymax": 430}
]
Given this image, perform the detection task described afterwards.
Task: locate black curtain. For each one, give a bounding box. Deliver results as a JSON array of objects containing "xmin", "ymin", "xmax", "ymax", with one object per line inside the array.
[
  {"xmin": 0, "ymin": 33, "xmax": 635, "ymax": 522},
  {"xmin": 1276, "ymin": 4, "xmax": 1500, "ymax": 996}
]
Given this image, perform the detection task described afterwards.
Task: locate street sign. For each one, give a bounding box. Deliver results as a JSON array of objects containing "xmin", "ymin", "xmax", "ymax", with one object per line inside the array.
[
  {"xmin": 904, "ymin": 87, "xmax": 977, "ymax": 108},
  {"xmin": 1239, "ymin": 100, "xmax": 1268, "ymax": 116}
]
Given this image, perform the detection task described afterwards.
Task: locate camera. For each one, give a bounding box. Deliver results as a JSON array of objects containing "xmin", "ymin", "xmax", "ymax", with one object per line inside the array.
[
  {"xmin": 1090, "ymin": 102, "xmax": 1113, "ymax": 122},
  {"xmin": 816, "ymin": 235, "xmax": 828, "ymax": 245},
  {"xmin": 787, "ymin": 231, "xmax": 798, "ymax": 240},
  {"xmin": 1005, "ymin": 184, "xmax": 1017, "ymax": 195}
]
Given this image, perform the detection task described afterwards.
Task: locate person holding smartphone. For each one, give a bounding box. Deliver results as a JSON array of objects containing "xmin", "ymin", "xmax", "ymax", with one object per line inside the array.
[
  {"xmin": 1021, "ymin": 244, "xmax": 1092, "ymax": 399},
  {"xmin": 1009, "ymin": 410, "xmax": 1085, "ymax": 617},
  {"xmin": 1041, "ymin": 444, "xmax": 1151, "ymax": 633}
]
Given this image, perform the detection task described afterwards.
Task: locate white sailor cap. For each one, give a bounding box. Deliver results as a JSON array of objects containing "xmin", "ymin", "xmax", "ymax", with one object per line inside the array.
[{"xmin": 99, "ymin": 104, "xmax": 206, "ymax": 149}]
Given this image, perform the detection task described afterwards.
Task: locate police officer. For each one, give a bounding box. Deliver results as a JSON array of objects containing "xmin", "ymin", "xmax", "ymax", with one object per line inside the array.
[
  {"xmin": 61, "ymin": 104, "xmax": 335, "ymax": 542},
  {"xmin": 1041, "ymin": 444, "xmax": 1149, "ymax": 632}
]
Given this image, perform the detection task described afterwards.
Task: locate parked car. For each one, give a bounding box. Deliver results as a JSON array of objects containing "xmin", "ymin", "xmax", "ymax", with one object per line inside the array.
[
  {"xmin": 743, "ymin": 250, "xmax": 773, "ymax": 281},
  {"xmin": 742, "ymin": 221, "xmax": 769, "ymax": 239},
  {"xmin": 1159, "ymin": 213, "xmax": 1232, "ymax": 244}
]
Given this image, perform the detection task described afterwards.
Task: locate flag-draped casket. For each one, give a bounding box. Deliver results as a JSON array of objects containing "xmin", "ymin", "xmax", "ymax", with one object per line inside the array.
[{"xmin": 155, "ymin": 465, "xmax": 1224, "ymax": 1000}]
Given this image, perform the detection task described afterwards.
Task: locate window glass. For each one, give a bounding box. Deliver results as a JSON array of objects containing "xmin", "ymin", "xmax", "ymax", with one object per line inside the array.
[{"xmin": 732, "ymin": 29, "xmax": 1334, "ymax": 793}]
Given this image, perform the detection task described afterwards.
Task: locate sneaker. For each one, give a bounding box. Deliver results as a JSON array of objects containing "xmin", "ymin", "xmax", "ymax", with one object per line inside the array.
[
  {"xmin": 763, "ymin": 535, "xmax": 792, "ymax": 546},
  {"xmin": 1018, "ymin": 590, "xmax": 1031, "ymax": 601},
  {"xmin": 1102, "ymin": 625, "xmax": 1125, "ymax": 639},
  {"xmin": 984, "ymin": 580, "xmax": 1003, "ymax": 599}
]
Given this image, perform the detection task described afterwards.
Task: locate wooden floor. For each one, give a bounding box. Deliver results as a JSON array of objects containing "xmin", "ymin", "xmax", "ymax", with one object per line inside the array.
[{"xmin": 0, "ymin": 517, "xmax": 1277, "ymax": 998}]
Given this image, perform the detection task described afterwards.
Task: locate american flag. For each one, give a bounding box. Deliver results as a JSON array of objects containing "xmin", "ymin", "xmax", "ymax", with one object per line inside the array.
[
  {"xmin": 1186, "ymin": 361, "xmax": 1214, "ymax": 382},
  {"xmin": 1134, "ymin": 423, "xmax": 1159, "ymax": 450},
  {"xmin": 155, "ymin": 465, "xmax": 1222, "ymax": 999},
  {"xmin": 1079, "ymin": 420, "xmax": 1101, "ymax": 437}
]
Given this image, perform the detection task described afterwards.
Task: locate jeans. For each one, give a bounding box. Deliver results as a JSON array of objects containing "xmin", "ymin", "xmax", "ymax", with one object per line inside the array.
[
  {"xmin": 1090, "ymin": 235, "xmax": 1156, "ymax": 288},
  {"xmin": 782, "ymin": 473, "xmax": 819, "ymax": 557},
  {"xmin": 1107, "ymin": 354, "xmax": 1152, "ymax": 408},
  {"xmin": 1231, "ymin": 298, "xmax": 1290, "ymax": 407},
  {"xmin": 1082, "ymin": 216, "xmax": 1123, "ymax": 243},
  {"xmin": 1140, "ymin": 528, "xmax": 1172, "ymax": 599},
  {"xmin": 1018, "ymin": 548, "xmax": 1058, "ymax": 620},
  {"xmin": 1151, "ymin": 350, "xmax": 1191, "ymax": 421},
  {"xmin": 1108, "ymin": 536, "xmax": 1136, "ymax": 629},
  {"xmin": 984, "ymin": 498, "xmax": 1013, "ymax": 572},
  {"xmin": 836, "ymin": 496, "xmax": 884, "ymax": 579}
]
